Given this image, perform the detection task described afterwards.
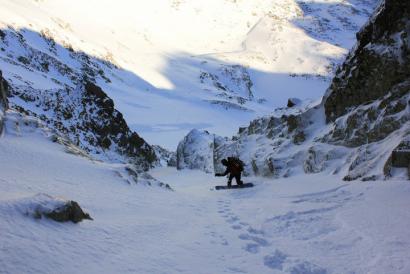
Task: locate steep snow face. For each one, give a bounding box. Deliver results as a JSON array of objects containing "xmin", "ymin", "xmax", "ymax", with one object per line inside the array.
[{"xmin": 0, "ymin": 0, "xmax": 378, "ymax": 149}]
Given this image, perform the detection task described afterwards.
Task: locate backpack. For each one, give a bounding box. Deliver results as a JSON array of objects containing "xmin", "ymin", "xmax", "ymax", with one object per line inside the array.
[{"xmin": 228, "ymin": 157, "xmax": 244, "ymax": 172}]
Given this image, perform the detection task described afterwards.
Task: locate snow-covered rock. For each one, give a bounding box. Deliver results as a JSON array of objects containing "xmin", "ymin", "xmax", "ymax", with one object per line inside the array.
[
  {"xmin": 8, "ymin": 193, "xmax": 92, "ymax": 223},
  {"xmin": 153, "ymin": 145, "xmax": 177, "ymax": 167},
  {"xmin": 0, "ymin": 25, "xmax": 158, "ymax": 170},
  {"xmin": 176, "ymin": 129, "xmax": 218, "ymax": 174}
]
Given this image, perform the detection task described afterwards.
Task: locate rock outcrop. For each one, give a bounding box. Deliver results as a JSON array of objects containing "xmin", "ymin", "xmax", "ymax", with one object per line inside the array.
[
  {"xmin": 176, "ymin": 129, "xmax": 219, "ymax": 173},
  {"xmin": 12, "ymin": 80, "xmax": 157, "ymax": 171},
  {"xmin": 323, "ymin": 0, "xmax": 410, "ymax": 147},
  {"xmin": 0, "ymin": 28, "xmax": 157, "ymax": 171},
  {"xmin": 14, "ymin": 194, "xmax": 92, "ymax": 223},
  {"xmin": 324, "ymin": 0, "xmax": 410, "ymax": 122},
  {"xmin": 44, "ymin": 200, "xmax": 93, "ymax": 223},
  {"xmin": 0, "ymin": 70, "xmax": 9, "ymax": 134}
]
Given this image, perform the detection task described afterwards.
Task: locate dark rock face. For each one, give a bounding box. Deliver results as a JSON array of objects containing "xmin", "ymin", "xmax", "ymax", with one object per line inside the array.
[
  {"xmin": 287, "ymin": 99, "xmax": 296, "ymax": 108},
  {"xmin": 45, "ymin": 200, "xmax": 93, "ymax": 223},
  {"xmin": 287, "ymin": 98, "xmax": 301, "ymax": 108},
  {"xmin": 324, "ymin": 0, "xmax": 410, "ymax": 121},
  {"xmin": 321, "ymin": 83, "xmax": 409, "ymax": 147},
  {"xmin": 82, "ymin": 82, "xmax": 157, "ymax": 169},
  {"xmin": 0, "ymin": 70, "xmax": 8, "ymax": 110},
  {"xmin": 322, "ymin": 0, "xmax": 410, "ymax": 147},
  {"xmin": 392, "ymin": 141, "xmax": 410, "ymax": 168},
  {"xmin": 0, "ymin": 70, "xmax": 9, "ymax": 133}
]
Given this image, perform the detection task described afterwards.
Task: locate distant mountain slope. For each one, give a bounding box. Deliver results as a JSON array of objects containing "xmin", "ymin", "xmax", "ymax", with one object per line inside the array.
[
  {"xmin": 177, "ymin": 0, "xmax": 410, "ymax": 181},
  {"xmin": 0, "ymin": 0, "xmax": 378, "ymax": 149},
  {"xmin": 0, "ymin": 27, "xmax": 158, "ymax": 169}
]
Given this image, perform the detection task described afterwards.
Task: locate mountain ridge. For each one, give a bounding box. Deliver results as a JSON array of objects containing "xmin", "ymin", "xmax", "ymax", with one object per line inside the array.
[{"xmin": 176, "ymin": 0, "xmax": 410, "ymax": 181}]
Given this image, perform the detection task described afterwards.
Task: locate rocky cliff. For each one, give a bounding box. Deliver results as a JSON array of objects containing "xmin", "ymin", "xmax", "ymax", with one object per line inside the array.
[
  {"xmin": 0, "ymin": 70, "xmax": 9, "ymax": 133},
  {"xmin": 323, "ymin": 0, "xmax": 410, "ymax": 147},
  {"xmin": 324, "ymin": 0, "xmax": 410, "ymax": 121},
  {"xmin": 12, "ymin": 80, "xmax": 158, "ymax": 171},
  {"xmin": 0, "ymin": 28, "xmax": 158, "ymax": 171}
]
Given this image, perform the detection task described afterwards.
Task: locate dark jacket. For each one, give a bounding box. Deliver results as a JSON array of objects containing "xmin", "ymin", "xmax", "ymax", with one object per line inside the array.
[{"xmin": 216, "ymin": 158, "xmax": 243, "ymax": 177}]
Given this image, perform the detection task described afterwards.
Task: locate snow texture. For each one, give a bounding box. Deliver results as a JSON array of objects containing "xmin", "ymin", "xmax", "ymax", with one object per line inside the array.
[
  {"xmin": 2, "ymin": 1, "xmax": 409, "ymax": 273},
  {"xmin": 0, "ymin": 116, "xmax": 409, "ymax": 273}
]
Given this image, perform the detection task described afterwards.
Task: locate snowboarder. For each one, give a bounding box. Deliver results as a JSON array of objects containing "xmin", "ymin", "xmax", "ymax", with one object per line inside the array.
[{"xmin": 215, "ymin": 157, "xmax": 244, "ymax": 187}]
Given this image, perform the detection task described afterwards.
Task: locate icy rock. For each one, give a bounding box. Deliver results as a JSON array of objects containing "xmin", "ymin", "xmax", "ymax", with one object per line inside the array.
[
  {"xmin": 176, "ymin": 129, "xmax": 215, "ymax": 173},
  {"xmin": 303, "ymin": 147, "xmax": 327, "ymax": 173}
]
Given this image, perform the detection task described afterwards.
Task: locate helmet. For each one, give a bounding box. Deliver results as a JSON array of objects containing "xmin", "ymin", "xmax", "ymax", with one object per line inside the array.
[{"xmin": 221, "ymin": 159, "xmax": 228, "ymax": 166}]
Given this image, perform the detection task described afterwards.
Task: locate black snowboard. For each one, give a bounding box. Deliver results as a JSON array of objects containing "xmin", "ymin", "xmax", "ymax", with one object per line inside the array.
[{"xmin": 215, "ymin": 183, "xmax": 254, "ymax": 190}]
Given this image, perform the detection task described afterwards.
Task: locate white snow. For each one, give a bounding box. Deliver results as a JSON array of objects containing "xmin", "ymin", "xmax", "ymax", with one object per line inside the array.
[
  {"xmin": 0, "ymin": 110, "xmax": 409, "ymax": 274},
  {"xmin": 1, "ymin": 1, "xmax": 408, "ymax": 273}
]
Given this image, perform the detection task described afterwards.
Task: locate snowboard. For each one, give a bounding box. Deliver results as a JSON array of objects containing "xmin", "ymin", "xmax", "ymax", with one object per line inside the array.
[{"xmin": 215, "ymin": 183, "xmax": 254, "ymax": 190}]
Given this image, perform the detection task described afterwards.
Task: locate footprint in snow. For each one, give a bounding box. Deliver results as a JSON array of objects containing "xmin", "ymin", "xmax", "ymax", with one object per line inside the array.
[
  {"xmin": 231, "ymin": 224, "xmax": 242, "ymax": 230},
  {"xmin": 226, "ymin": 215, "xmax": 240, "ymax": 224},
  {"xmin": 263, "ymin": 249, "xmax": 288, "ymax": 270},
  {"xmin": 288, "ymin": 261, "xmax": 328, "ymax": 274},
  {"xmin": 245, "ymin": 243, "xmax": 260, "ymax": 254},
  {"xmin": 247, "ymin": 226, "xmax": 264, "ymax": 235},
  {"xmin": 238, "ymin": 233, "xmax": 270, "ymax": 247},
  {"xmin": 263, "ymin": 250, "xmax": 328, "ymax": 274}
]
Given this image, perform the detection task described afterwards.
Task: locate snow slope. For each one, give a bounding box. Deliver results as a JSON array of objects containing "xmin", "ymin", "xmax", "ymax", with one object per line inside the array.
[
  {"xmin": 0, "ymin": 114, "xmax": 409, "ymax": 273},
  {"xmin": 0, "ymin": 0, "xmax": 378, "ymax": 149}
]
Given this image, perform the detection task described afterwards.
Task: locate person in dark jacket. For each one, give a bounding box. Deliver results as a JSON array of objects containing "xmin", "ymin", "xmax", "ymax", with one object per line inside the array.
[{"xmin": 215, "ymin": 157, "xmax": 244, "ymax": 187}]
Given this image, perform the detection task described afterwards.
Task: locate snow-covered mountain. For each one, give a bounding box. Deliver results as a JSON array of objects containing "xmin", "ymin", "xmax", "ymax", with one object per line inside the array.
[
  {"xmin": 1, "ymin": 1, "xmax": 410, "ymax": 273},
  {"xmin": 0, "ymin": 0, "xmax": 378, "ymax": 150},
  {"xmin": 176, "ymin": 0, "xmax": 410, "ymax": 181}
]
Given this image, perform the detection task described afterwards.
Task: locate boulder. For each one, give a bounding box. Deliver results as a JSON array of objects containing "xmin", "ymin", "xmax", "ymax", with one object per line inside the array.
[
  {"xmin": 176, "ymin": 129, "xmax": 215, "ymax": 173},
  {"xmin": 45, "ymin": 200, "xmax": 93, "ymax": 223},
  {"xmin": 14, "ymin": 194, "xmax": 92, "ymax": 223}
]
